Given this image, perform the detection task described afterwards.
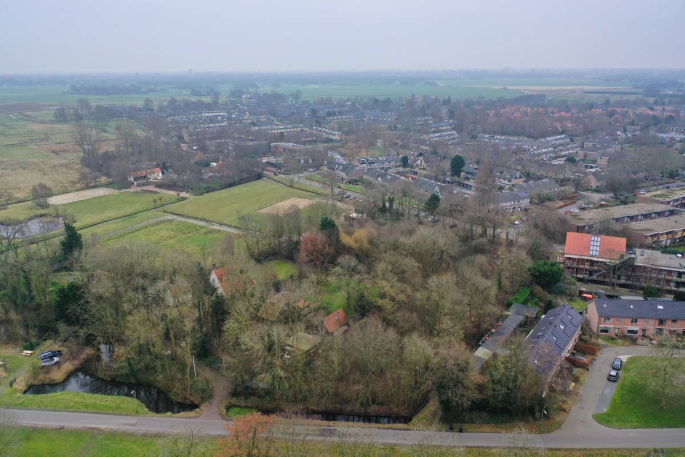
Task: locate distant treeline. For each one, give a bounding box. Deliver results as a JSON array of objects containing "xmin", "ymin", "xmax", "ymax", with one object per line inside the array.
[{"xmin": 68, "ymin": 84, "xmax": 157, "ymax": 96}]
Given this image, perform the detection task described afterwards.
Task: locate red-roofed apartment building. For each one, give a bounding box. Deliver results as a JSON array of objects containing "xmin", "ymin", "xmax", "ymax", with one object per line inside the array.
[
  {"xmin": 560, "ymin": 232, "xmax": 685, "ymax": 292},
  {"xmin": 557, "ymin": 233, "xmax": 628, "ymax": 282}
]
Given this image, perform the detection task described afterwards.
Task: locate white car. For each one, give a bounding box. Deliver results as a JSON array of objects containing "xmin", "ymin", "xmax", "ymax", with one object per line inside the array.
[
  {"xmin": 570, "ymin": 208, "xmax": 579, "ymax": 213},
  {"xmin": 637, "ymin": 190, "xmax": 646, "ymax": 195},
  {"xmin": 40, "ymin": 356, "xmax": 61, "ymax": 368}
]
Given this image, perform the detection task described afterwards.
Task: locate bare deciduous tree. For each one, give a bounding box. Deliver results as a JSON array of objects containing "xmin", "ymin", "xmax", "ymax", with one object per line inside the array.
[
  {"xmin": 116, "ymin": 120, "xmax": 138, "ymax": 153},
  {"xmin": 70, "ymin": 122, "xmax": 103, "ymax": 157}
]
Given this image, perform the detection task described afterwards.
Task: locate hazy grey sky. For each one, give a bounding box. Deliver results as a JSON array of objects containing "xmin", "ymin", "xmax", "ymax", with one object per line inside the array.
[{"xmin": 1, "ymin": 0, "xmax": 683, "ymax": 73}]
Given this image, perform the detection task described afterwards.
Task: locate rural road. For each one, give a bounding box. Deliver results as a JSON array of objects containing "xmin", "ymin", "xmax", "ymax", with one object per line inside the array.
[{"xmin": 4, "ymin": 346, "xmax": 685, "ymax": 448}]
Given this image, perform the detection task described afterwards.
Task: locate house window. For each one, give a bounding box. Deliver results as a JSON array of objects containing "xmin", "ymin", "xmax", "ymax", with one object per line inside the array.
[
  {"xmin": 599, "ymin": 326, "xmax": 612, "ymax": 334},
  {"xmin": 604, "ymin": 317, "xmax": 611, "ymax": 323},
  {"xmin": 627, "ymin": 329, "xmax": 639, "ymax": 335},
  {"xmin": 631, "ymin": 318, "xmax": 639, "ymax": 324},
  {"xmin": 658, "ymin": 319, "xmax": 666, "ymax": 326},
  {"xmin": 672, "ymin": 320, "xmax": 678, "ymax": 323}
]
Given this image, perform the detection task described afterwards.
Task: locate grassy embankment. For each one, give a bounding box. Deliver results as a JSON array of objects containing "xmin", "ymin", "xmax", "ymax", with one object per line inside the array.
[
  {"xmin": 0, "ymin": 387, "xmax": 150, "ymax": 415},
  {"xmin": 163, "ymin": 179, "xmax": 317, "ymax": 227},
  {"xmin": 594, "ymin": 356, "xmax": 685, "ymax": 428},
  {"xmin": 3, "ymin": 427, "xmax": 684, "ymax": 457}
]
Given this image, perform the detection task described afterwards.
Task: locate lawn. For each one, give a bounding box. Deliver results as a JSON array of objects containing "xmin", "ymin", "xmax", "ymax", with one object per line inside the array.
[
  {"xmin": 262, "ymin": 260, "xmax": 299, "ymax": 281},
  {"xmin": 594, "ymin": 356, "xmax": 685, "ymax": 428},
  {"xmin": 225, "ymin": 407, "xmax": 257, "ymax": 418},
  {"xmin": 164, "ymin": 180, "xmax": 316, "ymax": 227},
  {"xmin": 0, "ymin": 355, "xmax": 22, "ymax": 380},
  {"xmin": 568, "ymin": 298, "xmax": 588, "ymax": 312},
  {"xmin": 0, "ymin": 388, "xmax": 150, "ymax": 415},
  {"xmin": 2, "ymin": 427, "xmax": 681, "ymax": 457},
  {"xmin": 341, "ymin": 184, "xmax": 365, "ymax": 193},
  {"xmin": 102, "ymin": 220, "xmax": 227, "ymax": 260},
  {"xmin": 1, "ymin": 191, "xmax": 181, "ymax": 227}
]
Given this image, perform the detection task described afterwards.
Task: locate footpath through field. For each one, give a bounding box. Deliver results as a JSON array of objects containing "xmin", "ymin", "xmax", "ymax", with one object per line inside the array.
[
  {"xmin": 4, "ymin": 347, "xmax": 685, "ymax": 449},
  {"xmin": 91, "ymin": 214, "xmax": 242, "ymax": 241}
]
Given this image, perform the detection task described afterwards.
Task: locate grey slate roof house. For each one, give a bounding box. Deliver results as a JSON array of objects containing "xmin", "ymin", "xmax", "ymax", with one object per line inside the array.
[
  {"xmin": 497, "ymin": 191, "xmax": 530, "ymax": 212},
  {"xmin": 526, "ymin": 304, "xmax": 583, "ymax": 395},
  {"xmin": 587, "ymin": 298, "xmax": 685, "ymax": 338}
]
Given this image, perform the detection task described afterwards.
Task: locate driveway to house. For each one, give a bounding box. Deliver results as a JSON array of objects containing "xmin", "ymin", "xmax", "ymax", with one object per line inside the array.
[{"xmin": 4, "ymin": 346, "xmax": 685, "ymax": 449}]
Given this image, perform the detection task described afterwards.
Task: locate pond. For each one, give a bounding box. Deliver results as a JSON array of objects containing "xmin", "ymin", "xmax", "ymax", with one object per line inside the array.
[
  {"xmin": 307, "ymin": 412, "xmax": 410, "ymax": 424},
  {"xmin": 25, "ymin": 370, "xmax": 197, "ymax": 414},
  {"xmin": 0, "ymin": 217, "xmax": 63, "ymax": 238}
]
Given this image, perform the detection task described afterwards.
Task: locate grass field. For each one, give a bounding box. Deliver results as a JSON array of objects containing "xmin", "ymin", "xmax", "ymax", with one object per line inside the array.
[
  {"xmin": 245, "ymin": 77, "xmax": 637, "ymax": 101},
  {"xmin": 0, "ymin": 388, "xmax": 151, "ymax": 415},
  {"xmin": 3, "ymin": 426, "xmax": 681, "ymax": 457},
  {"xmin": 594, "ymin": 356, "xmax": 685, "ymax": 428},
  {"xmin": 268, "ymin": 175, "xmax": 329, "ymax": 196},
  {"xmin": 164, "ymin": 180, "xmax": 316, "ymax": 227},
  {"xmin": 1, "ymin": 191, "xmax": 181, "ymax": 227},
  {"xmin": 0, "ymin": 113, "xmax": 85, "ymax": 200},
  {"xmin": 79, "ymin": 209, "xmax": 167, "ymax": 240},
  {"xmin": 102, "ymin": 220, "xmax": 226, "ymax": 260},
  {"xmin": 0, "ymin": 85, "xmax": 204, "ymax": 105}
]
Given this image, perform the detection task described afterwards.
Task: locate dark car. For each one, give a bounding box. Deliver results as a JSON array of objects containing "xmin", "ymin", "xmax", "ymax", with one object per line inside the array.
[
  {"xmin": 612, "ymin": 357, "xmax": 623, "ymax": 370},
  {"xmin": 607, "ymin": 370, "xmax": 620, "ymax": 382},
  {"xmin": 40, "ymin": 356, "xmax": 61, "ymax": 368},
  {"xmin": 37, "ymin": 350, "xmax": 62, "ymax": 360}
]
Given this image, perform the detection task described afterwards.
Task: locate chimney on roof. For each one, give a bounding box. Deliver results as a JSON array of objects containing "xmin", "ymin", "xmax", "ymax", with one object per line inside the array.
[{"xmin": 212, "ymin": 263, "xmax": 217, "ymax": 270}]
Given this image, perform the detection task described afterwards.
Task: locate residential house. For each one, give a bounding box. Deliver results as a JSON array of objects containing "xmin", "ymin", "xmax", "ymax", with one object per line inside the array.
[
  {"xmin": 323, "ymin": 308, "xmax": 349, "ymax": 335},
  {"xmin": 587, "ymin": 298, "xmax": 685, "ymax": 338},
  {"xmin": 565, "ymin": 203, "xmax": 680, "ymax": 233},
  {"xmin": 526, "ymin": 304, "xmax": 583, "ymax": 395},
  {"xmin": 284, "ymin": 332, "xmax": 322, "ymax": 355},
  {"xmin": 497, "ymin": 191, "xmax": 530, "ymax": 212},
  {"xmin": 128, "ymin": 167, "xmax": 163, "ymax": 184},
  {"xmin": 494, "ymin": 168, "xmax": 525, "ymax": 185},
  {"xmin": 210, "ymin": 265, "xmax": 254, "ymax": 297},
  {"xmin": 258, "ymin": 292, "xmax": 289, "ymax": 321},
  {"xmin": 513, "ymin": 179, "xmax": 560, "ymax": 195}
]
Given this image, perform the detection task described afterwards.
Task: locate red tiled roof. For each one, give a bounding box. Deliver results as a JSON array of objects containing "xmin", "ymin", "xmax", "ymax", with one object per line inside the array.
[
  {"xmin": 212, "ymin": 266, "xmax": 254, "ymax": 296},
  {"xmin": 323, "ymin": 308, "xmax": 349, "ymax": 333},
  {"xmin": 564, "ymin": 233, "xmax": 626, "ymax": 260},
  {"xmin": 130, "ymin": 168, "xmax": 162, "ymax": 178}
]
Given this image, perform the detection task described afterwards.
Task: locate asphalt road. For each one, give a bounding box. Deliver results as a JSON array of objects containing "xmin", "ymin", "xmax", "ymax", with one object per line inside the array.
[{"xmin": 4, "ymin": 346, "xmax": 685, "ymax": 449}]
